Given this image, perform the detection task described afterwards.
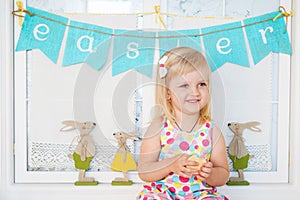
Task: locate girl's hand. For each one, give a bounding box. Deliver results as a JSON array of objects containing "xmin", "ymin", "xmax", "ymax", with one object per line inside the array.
[
  {"xmin": 170, "ymin": 154, "xmax": 199, "ymax": 178},
  {"xmin": 196, "ymin": 161, "xmax": 213, "ymax": 181}
]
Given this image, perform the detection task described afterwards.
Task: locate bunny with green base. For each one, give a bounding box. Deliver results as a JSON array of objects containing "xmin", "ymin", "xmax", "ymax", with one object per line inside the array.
[
  {"xmin": 61, "ymin": 120, "xmax": 99, "ymax": 186},
  {"xmin": 226, "ymin": 121, "xmax": 261, "ymax": 186}
]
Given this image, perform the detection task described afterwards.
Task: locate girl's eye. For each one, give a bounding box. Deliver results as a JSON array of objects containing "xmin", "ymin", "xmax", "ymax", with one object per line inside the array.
[
  {"xmin": 198, "ymin": 82, "xmax": 207, "ymax": 87},
  {"xmin": 179, "ymin": 84, "xmax": 189, "ymax": 88}
]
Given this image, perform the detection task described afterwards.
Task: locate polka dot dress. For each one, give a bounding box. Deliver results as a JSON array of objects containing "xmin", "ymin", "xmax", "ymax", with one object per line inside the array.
[{"xmin": 138, "ymin": 118, "xmax": 228, "ymax": 200}]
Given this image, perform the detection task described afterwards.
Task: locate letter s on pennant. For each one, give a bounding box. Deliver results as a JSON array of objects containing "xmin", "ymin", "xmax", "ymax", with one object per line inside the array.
[{"xmin": 126, "ymin": 42, "xmax": 139, "ymax": 59}]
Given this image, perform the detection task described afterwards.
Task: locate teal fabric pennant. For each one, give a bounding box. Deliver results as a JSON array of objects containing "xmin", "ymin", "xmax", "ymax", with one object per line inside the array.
[
  {"xmin": 84, "ymin": 39, "xmax": 112, "ymax": 70},
  {"xmin": 202, "ymin": 22, "xmax": 249, "ymax": 71},
  {"xmin": 16, "ymin": 7, "xmax": 68, "ymax": 63},
  {"xmin": 158, "ymin": 29, "xmax": 201, "ymax": 56},
  {"xmin": 112, "ymin": 30, "xmax": 156, "ymax": 77},
  {"xmin": 135, "ymin": 64, "xmax": 154, "ymax": 77},
  {"xmin": 244, "ymin": 11, "xmax": 292, "ymax": 65},
  {"xmin": 62, "ymin": 21, "xmax": 112, "ymax": 68}
]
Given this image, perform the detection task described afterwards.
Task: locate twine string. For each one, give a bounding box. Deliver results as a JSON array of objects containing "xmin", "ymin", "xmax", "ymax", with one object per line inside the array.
[{"xmin": 12, "ymin": 5, "xmax": 293, "ymax": 39}]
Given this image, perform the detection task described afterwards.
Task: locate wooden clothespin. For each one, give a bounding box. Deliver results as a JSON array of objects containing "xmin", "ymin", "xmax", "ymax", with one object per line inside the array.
[
  {"xmin": 273, "ymin": 6, "xmax": 294, "ymax": 32},
  {"xmin": 154, "ymin": 5, "xmax": 167, "ymax": 29},
  {"xmin": 16, "ymin": 0, "xmax": 24, "ymax": 27}
]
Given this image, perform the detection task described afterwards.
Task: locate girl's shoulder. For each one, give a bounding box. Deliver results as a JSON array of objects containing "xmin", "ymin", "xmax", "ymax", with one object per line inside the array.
[
  {"xmin": 211, "ymin": 124, "xmax": 222, "ymax": 135},
  {"xmin": 210, "ymin": 123, "xmax": 225, "ymax": 145}
]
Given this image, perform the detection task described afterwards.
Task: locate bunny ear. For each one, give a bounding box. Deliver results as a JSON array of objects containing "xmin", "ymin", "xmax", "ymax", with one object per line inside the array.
[
  {"xmin": 60, "ymin": 126, "xmax": 76, "ymax": 132},
  {"xmin": 129, "ymin": 135, "xmax": 141, "ymax": 141},
  {"xmin": 133, "ymin": 136, "xmax": 141, "ymax": 141},
  {"xmin": 245, "ymin": 121, "xmax": 261, "ymax": 132},
  {"xmin": 249, "ymin": 126, "xmax": 261, "ymax": 132},
  {"xmin": 62, "ymin": 120, "xmax": 76, "ymax": 125},
  {"xmin": 127, "ymin": 132, "xmax": 141, "ymax": 141},
  {"xmin": 60, "ymin": 120, "xmax": 76, "ymax": 132}
]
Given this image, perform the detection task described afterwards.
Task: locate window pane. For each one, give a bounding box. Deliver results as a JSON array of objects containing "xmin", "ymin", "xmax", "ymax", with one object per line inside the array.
[
  {"xmin": 15, "ymin": 0, "xmax": 143, "ymax": 181},
  {"xmin": 28, "ymin": 0, "xmax": 143, "ymax": 13},
  {"xmin": 225, "ymin": 0, "xmax": 280, "ymax": 16},
  {"xmin": 167, "ymin": 0, "xmax": 224, "ymax": 16},
  {"xmin": 88, "ymin": 0, "xmax": 143, "ymax": 13}
]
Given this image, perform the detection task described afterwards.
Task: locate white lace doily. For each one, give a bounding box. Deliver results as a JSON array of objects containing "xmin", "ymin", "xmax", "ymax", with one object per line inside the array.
[
  {"xmin": 29, "ymin": 142, "xmax": 118, "ymax": 171},
  {"xmin": 227, "ymin": 144, "xmax": 272, "ymax": 171},
  {"xmin": 29, "ymin": 142, "xmax": 272, "ymax": 172}
]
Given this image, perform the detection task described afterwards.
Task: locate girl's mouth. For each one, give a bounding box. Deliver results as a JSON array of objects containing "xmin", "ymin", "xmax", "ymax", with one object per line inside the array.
[{"xmin": 186, "ymin": 99, "xmax": 200, "ymax": 103}]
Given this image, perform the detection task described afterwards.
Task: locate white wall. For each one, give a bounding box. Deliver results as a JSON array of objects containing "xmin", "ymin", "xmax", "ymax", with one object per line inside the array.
[{"xmin": 1, "ymin": 1, "xmax": 300, "ymax": 199}]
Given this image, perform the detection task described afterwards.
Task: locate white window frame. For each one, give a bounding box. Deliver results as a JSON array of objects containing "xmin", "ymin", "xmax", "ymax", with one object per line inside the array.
[
  {"xmin": 12, "ymin": 0, "xmax": 292, "ymax": 184},
  {"xmin": 2, "ymin": 0, "xmax": 300, "ymax": 199}
]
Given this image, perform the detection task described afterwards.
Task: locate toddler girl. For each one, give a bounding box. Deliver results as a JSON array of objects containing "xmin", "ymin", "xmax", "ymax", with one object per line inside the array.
[{"xmin": 137, "ymin": 47, "xmax": 229, "ymax": 200}]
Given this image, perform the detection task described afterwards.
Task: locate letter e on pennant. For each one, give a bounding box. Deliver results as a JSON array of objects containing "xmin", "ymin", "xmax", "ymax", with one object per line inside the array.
[
  {"xmin": 33, "ymin": 24, "xmax": 49, "ymax": 41},
  {"xmin": 216, "ymin": 37, "xmax": 232, "ymax": 55}
]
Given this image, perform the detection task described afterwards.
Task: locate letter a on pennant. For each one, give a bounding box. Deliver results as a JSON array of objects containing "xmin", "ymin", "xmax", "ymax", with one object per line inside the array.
[
  {"xmin": 16, "ymin": 7, "xmax": 68, "ymax": 63},
  {"xmin": 62, "ymin": 21, "xmax": 112, "ymax": 69}
]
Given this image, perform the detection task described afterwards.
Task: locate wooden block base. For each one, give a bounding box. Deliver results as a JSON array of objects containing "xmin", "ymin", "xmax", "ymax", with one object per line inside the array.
[
  {"xmin": 111, "ymin": 180, "xmax": 133, "ymax": 186},
  {"xmin": 226, "ymin": 180, "xmax": 250, "ymax": 186},
  {"xmin": 74, "ymin": 181, "xmax": 99, "ymax": 186}
]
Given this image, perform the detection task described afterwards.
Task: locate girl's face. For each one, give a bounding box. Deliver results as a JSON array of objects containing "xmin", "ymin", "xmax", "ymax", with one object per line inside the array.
[{"xmin": 167, "ymin": 70, "xmax": 209, "ymax": 117}]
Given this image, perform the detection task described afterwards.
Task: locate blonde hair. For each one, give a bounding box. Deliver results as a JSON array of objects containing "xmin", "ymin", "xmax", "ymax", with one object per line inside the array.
[{"xmin": 155, "ymin": 47, "xmax": 212, "ymax": 125}]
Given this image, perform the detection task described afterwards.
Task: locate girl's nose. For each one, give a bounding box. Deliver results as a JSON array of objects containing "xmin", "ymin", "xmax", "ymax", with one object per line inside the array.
[{"xmin": 191, "ymin": 86, "xmax": 200, "ymax": 96}]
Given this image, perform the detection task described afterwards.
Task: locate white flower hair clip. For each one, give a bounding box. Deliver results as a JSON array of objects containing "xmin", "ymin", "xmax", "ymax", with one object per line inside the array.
[{"xmin": 159, "ymin": 55, "xmax": 168, "ymax": 79}]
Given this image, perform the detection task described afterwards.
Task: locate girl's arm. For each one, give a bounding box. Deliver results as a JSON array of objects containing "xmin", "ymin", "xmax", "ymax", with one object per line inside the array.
[
  {"xmin": 197, "ymin": 125, "xmax": 230, "ymax": 186},
  {"xmin": 138, "ymin": 118, "xmax": 198, "ymax": 182}
]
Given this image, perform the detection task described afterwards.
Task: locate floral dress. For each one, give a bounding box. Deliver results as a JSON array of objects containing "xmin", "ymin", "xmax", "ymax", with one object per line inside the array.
[{"xmin": 138, "ymin": 118, "xmax": 228, "ymax": 200}]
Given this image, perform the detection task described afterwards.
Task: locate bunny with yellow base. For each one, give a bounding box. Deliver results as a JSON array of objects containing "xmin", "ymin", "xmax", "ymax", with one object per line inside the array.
[
  {"xmin": 110, "ymin": 132, "xmax": 140, "ymax": 185},
  {"xmin": 61, "ymin": 120, "xmax": 98, "ymax": 186}
]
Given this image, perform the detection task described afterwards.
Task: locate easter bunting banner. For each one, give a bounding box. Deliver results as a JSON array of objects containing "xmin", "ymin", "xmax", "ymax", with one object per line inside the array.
[{"xmin": 15, "ymin": 7, "xmax": 292, "ymax": 77}]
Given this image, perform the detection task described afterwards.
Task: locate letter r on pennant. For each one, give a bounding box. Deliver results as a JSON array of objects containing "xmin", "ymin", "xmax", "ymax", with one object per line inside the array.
[{"xmin": 259, "ymin": 27, "xmax": 274, "ymax": 44}]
